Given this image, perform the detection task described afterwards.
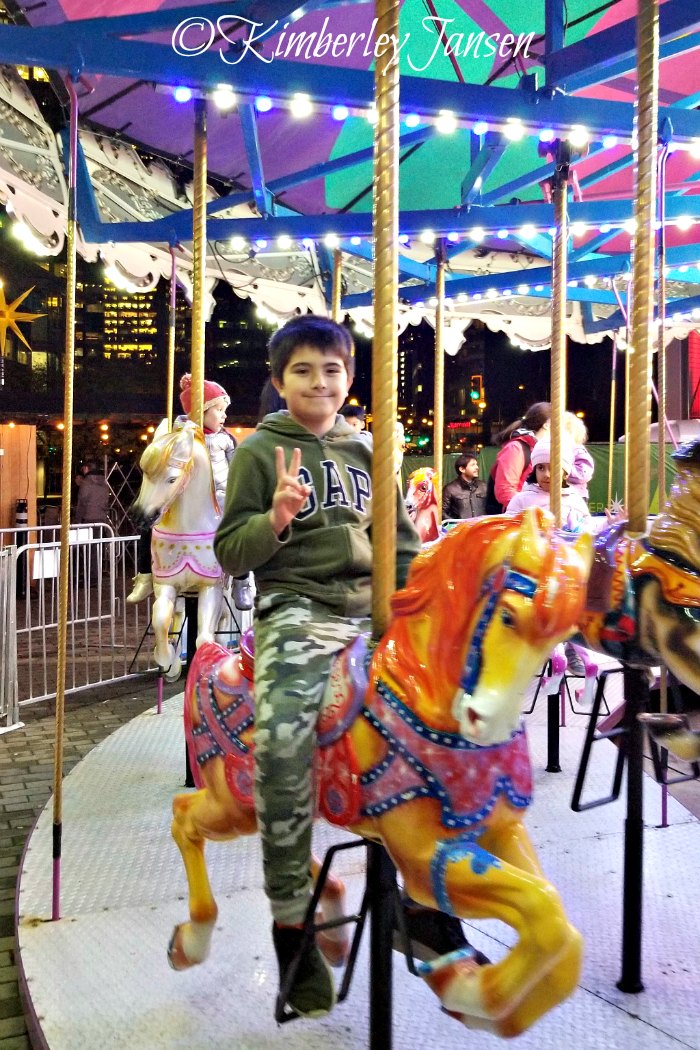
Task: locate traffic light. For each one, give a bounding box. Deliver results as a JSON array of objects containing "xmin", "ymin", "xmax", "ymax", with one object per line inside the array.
[{"xmin": 469, "ymin": 374, "xmax": 483, "ymax": 402}]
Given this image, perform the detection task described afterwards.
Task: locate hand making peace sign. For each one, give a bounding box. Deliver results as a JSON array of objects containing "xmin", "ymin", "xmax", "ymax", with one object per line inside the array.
[{"xmin": 269, "ymin": 446, "xmax": 313, "ymax": 536}]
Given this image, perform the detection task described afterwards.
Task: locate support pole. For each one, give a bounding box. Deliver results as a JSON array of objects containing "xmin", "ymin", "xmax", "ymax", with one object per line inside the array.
[
  {"xmin": 617, "ymin": 0, "xmax": 659, "ymax": 995},
  {"xmin": 550, "ymin": 150, "xmax": 569, "ymax": 528},
  {"xmin": 433, "ymin": 242, "xmax": 445, "ymax": 480},
  {"xmin": 369, "ymin": 1, "xmax": 400, "ymax": 1046},
  {"xmin": 607, "ymin": 334, "xmax": 618, "ymax": 508},
  {"xmin": 190, "ymin": 98, "xmax": 207, "ymax": 429},
  {"xmin": 371, "ymin": 0, "xmax": 400, "ymax": 639},
  {"xmin": 331, "ymin": 248, "xmax": 343, "ymax": 322},
  {"xmin": 51, "ymin": 73, "xmax": 79, "ymax": 922},
  {"xmin": 166, "ymin": 245, "xmax": 178, "ymax": 431}
]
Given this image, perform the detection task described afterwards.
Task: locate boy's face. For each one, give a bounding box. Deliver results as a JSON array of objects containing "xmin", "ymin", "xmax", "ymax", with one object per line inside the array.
[
  {"xmin": 203, "ymin": 398, "xmax": 228, "ymax": 432},
  {"xmin": 273, "ymin": 345, "xmax": 350, "ymax": 436}
]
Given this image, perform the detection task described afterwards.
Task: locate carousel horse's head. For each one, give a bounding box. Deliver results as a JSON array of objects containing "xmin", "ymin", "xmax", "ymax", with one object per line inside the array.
[
  {"xmin": 129, "ymin": 418, "xmax": 201, "ymax": 528},
  {"xmin": 405, "ymin": 467, "xmax": 438, "ymax": 518},
  {"xmin": 375, "ymin": 508, "xmax": 593, "ymax": 747}
]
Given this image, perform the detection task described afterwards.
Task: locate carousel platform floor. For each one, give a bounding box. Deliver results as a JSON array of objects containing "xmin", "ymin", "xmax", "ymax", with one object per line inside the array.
[{"xmin": 15, "ymin": 676, "xmax": 700, "ymax": 1050}]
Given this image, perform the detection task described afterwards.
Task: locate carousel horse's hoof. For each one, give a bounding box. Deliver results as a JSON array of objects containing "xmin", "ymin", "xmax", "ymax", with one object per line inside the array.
[
  {"xmin": 167, "ymin": 920, "xmax": 215, "ymax": 971},
  {"xmin": 164, "ymin": 655, "xmax": 183, "ymax": 683},
  {"xmin": 126, "ymin": 572, "xmax": 154, "ymax": 604},
  {"xmin": 273, "ymin": 923, "xmax": 337, "ymax": 1019}
]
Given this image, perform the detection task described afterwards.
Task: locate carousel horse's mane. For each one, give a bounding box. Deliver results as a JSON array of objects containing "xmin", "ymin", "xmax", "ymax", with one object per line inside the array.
[
  {"xmin": 140, "ymin": 426, "xmax": 195, "ymax": 480},
  {"xmin": 647, "ymin": 440, "xmax": 700, "ymax": 569},
  {"xmin": 375, "ymin": 509, "xmax": 590, "ymax": 711}
]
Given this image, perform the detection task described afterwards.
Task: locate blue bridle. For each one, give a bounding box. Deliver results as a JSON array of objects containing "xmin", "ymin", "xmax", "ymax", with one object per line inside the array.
[{"xmin": 459, "ymin": 566, "xmax": 539, "ymax": 696}]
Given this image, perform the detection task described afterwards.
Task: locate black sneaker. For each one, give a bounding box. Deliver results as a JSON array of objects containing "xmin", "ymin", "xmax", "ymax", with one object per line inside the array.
[
  {"xmin": 272, "ymin": 923, "xmax": 336, "ymax": 1019},
  {"xmin": 565, "ymin": 642, "xmax": 586, "ymax": 677},
  {"xmin": 395, "ymin": 902, "xmax": 490, "ymax": 966}
]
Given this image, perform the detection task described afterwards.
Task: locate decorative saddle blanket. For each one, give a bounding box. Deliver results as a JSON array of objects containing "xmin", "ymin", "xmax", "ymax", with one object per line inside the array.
[
  {"xmin": 186, "ymin": 634, "xmax": 369, "ymax": 825},
  {"xmin": 187, "ymin": 633, "xmax": 535, "ymax": 833},
  {"xmin": 152, "ymin": 526, "xmax": 223, "ymax": 581}
]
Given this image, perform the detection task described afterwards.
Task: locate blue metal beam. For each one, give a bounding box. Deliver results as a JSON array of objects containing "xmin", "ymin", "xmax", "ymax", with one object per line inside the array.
[
  {"xmin": 2, "ymin": 23, "xmax": 700, "ymax": 141},
  {"xmin": 479, "ymin": 145, "xmax": 604, "ymax": 207},
  {"xmin": 206, "ymin": 125, "xmax": 435, "ymax": 214},
  {"xmin": 544, "ymin": 0, "xmax": 565, "ymax": 91},
  {"xmin": 342, "ymin": 242, "xmax": 700, "ymax": 310},
  {"xmin": 545, "ymin": 0, "xmax": 700, "ymax": 92},
  {"xmin": 238, "ymin": 103, "xmax": 271, "ymax": 217},
  {"xmin": 461, "ymin": 133, "xmax": 505, "ymax": 205},
  {"xmin": 337, "ymin": 239, "xmax": 434, "ymax": 284},
  {"xmin": 73, "ymin": 194, "xmax": 700, "ymax": 246}
]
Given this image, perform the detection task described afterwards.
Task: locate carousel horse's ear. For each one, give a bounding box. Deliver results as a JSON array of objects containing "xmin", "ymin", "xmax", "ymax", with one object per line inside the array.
[{"xmin": 153, "ymin": 418, "xmax": 170, "ymax": 442}]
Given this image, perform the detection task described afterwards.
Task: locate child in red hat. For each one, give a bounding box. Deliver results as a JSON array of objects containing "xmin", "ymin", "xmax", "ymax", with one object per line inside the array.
[{"xmin": 127, "ymin": 375, "xmax": 253, "ymax": 610}]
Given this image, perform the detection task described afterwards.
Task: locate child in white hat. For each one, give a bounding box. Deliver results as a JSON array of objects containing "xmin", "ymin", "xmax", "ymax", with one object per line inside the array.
[{"xmin": 505, "ymin": 438, "xmax": 591, "ymax": 533}]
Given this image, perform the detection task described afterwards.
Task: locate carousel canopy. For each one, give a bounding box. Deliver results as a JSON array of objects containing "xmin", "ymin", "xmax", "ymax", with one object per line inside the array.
[{"xmin": 0, "ymin": 0, "xmax": 699, "ymax": 349}]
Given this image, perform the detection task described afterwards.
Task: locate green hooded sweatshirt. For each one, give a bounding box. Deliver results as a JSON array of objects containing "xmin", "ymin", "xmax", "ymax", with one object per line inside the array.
[{"xmin": 214, "ymin": 411, "xmax": 421, "ymax": 618}]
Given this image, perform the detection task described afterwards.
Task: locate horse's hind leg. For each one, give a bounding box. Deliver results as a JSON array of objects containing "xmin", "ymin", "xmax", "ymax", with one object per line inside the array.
[
  {"xmin": 169, "ymin": 760, "xmax": 257, "ymax": 970},
  {"xmin": 196, "ymin": 584, "xmax": 224, "ymax": 647}
]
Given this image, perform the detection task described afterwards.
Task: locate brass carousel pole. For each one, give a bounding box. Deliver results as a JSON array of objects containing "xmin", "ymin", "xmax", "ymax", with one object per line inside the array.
[
  {"xmin": 331, "ymin": 248, "xmax": 343, "ymax": 323},
  {"xmin": 166, "ymin": 245, "xmax": 178, "ymax": 431},
  {"xmin": 371, "ymin": 0, "xmax": 400, "ymax": 640},
  {"xmin": 433, "ymin": 242, "xmax": 445, "ymax": 482},
  {"xmin": 368, "ymin": 1, "xmax": 400, "ymax": 1046},
  {"xmin": 51, "ymin": 74, "xmax": 80, "ymax": 920},
  {"xmin": 607, "ymin": 333, "xmax": 618, "ymax": 508},
  {"xmin": 182, "ymin": 96, "xmax": 208, "ymax": 787},
  {"xmin": 550, "ymin": 145, "xmax": 569, "ymax": 529},
  {"xmin": 618, "ymin": 0, "xmax": 659, "ymax": 996},
  {"xmin": 656, "ymin": 143, "xmax": 670, "ymax": 827},
  {"xmin": 190, "ymin": 97, "xmax": 207, "ymax": 429}
]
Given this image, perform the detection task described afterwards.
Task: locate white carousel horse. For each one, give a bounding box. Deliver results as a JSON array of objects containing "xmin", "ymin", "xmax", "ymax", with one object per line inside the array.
[{"xmin": 129, "ymin": 418, "xmax": 224, "ymax": 681}]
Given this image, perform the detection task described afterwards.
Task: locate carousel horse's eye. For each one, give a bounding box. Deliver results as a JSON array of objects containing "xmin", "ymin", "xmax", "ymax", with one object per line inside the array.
[{"xmin": 501, "ymin": 607, "xmax": 516, "ymax": 628}]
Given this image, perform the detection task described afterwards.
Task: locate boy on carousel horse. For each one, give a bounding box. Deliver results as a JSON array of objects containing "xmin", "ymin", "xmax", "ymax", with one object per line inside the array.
[{"xmin": 214, "ymin": 315, "xmax": 480, "ymax": 1019}]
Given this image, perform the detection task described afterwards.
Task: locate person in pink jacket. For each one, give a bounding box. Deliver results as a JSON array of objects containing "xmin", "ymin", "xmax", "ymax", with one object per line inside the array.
[{"xmin": 484, "ymin": 402, "xmax": 551, "ymax": 513}]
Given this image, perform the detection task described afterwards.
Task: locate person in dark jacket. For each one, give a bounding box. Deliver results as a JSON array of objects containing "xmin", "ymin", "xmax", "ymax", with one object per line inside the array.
[
  {"xmin": 442, "ymin": 452, "xmax": 487, "ymax": 519},
  {"xmin": 73, "ymin": 462, "xmax": 111, "ymax": 524}
]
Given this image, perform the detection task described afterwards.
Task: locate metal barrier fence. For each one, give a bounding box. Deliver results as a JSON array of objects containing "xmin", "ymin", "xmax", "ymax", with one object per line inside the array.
[
  {"xmin": 1, "ymin": 524, "xmax": 251, "ymax": 721},
  {"xmin": 0, "ymin": 545, "xmax": 18, "ymax": 731},
  {"xmin": 7, "ymin": 524, "xmax": 157, "ymax": 709}
]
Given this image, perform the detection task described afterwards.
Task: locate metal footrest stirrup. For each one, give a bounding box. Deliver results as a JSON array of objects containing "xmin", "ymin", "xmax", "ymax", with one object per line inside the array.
[
  {"xmin": 571, "ymin": 667, "xmax": 626, "ymax": 811},
  {"xmin": 645, "ymin": 675, "xmax": 700, "ymax": 788},
  {"xmin": 275, "ymin": 839, "xmax": 375, "ymax": 1024}
]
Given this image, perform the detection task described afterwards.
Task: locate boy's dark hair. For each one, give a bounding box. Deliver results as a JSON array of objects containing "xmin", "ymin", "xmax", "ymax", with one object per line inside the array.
[
  {"xmin": 340, "ymin": 403, "xmax": 365, "ymax": 421},
  {"xmin": 267, "ymin": 315, "xmax": 355, "ymax": 381},
  {"xmin": 455, "ymin": 451, "xmax": 478, "ymax": 475}
]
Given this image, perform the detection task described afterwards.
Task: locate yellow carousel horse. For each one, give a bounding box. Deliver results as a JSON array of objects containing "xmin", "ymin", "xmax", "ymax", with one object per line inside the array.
[
  {"xmin": 129, "ymin": 418, "xmax": 225, "ymax": 680},
  {"xmin": 168, "ymin": 509, "xmax": 593, "ymax": 1038},
  {"xmin": 405, "ymin": 466, "xmax": 441, "ymax": 543}
]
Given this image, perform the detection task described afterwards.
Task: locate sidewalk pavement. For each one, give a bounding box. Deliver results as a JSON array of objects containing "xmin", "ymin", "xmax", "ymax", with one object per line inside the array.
[{"xmin": 0, "ymin": 675, "xmax": 182, "ymax": 1050}]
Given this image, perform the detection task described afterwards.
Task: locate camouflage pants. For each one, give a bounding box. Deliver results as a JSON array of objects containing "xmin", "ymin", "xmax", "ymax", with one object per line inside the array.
[{"xmin": 253, "ymin": 593, "xmax": 370, "ymax": 925}]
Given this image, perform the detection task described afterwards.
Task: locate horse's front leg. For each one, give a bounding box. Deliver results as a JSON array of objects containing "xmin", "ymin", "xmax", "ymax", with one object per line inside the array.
[
  {"xmin": 151, "ymin": 582, "xmax": 180, "ymax": 679},
  {"xmin": 196, "ymin": 582, "xmax": 224, "ymax": 648},
  {"xmin": 380, "ymin": 803, "xmax": 582, "ymax": 1038},
  {"xmin": 169, "ymin": 756, "xmax": 257, "ymax": 970}
]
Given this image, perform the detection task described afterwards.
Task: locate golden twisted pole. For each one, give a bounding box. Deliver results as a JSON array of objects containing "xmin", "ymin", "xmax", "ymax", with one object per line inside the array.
[
  {"xmin": 190, "ymin": 98, "xmax": 207, "ymax": 428},
  {"xmin": 550, "ymin": 157, "xmax": 569, "ymax": 528},
  {"xmin": 52, "ymin": 74, "xmax": 79, "ymax": 920},
  {"xmin": 371, "ymin": 0, "xmax": 400, "ymax": 639},
  {"xmin": 627, "ymin": 0, "xmax": 658, "ymax": 534},
  {"xmin": 656, "ymin": 144, "xmax": 669, "ymax": 510},
  {"xmin": 433, "ymin": 242, "xmax": 445, "ymax": 481},
  {"xmin": 331, "ymin": 248, "xmax": 343, "ymax": 322},
  {"xmin": 166, "ymin": 245, "xmax": 177, "ymax": 430}
]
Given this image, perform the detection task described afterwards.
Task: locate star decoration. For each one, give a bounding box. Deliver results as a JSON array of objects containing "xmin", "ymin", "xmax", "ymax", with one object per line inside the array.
[{"xmin": 0, "ymin": 284, "xmax": 45, "ymax": 355}]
